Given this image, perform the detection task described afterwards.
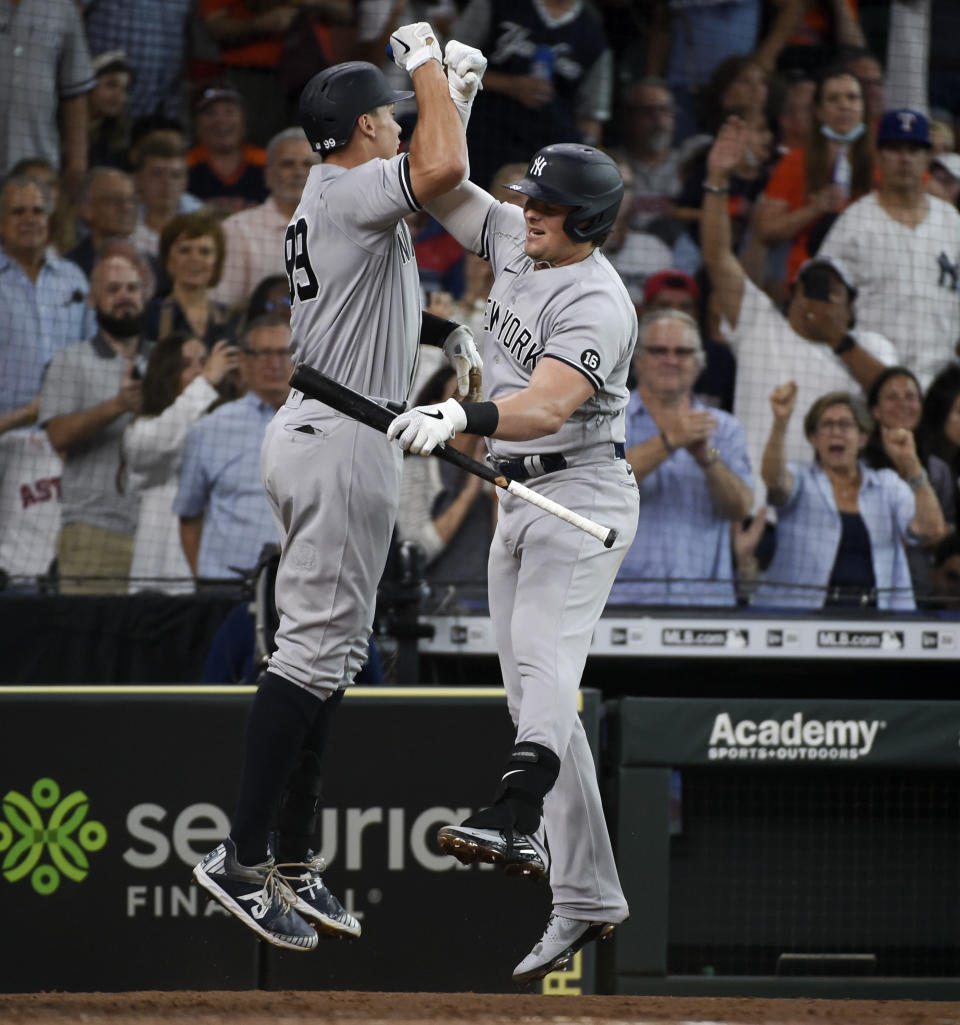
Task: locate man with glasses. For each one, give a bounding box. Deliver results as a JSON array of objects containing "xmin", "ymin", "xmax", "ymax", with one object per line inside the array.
[
  {"xmin": 702, "ymin": 115, "xmax": 898, "ymax": 499},
  {"xmin": 609, "ymin": 308, "xmax": 752, "ymax": 606},
  {"xmin": 174, "ymin": 314, "xmax": 291, "ymax": 584},
  {"xmin": 66, "ymin": 167, "xmax": 142, "ymax": 278}
]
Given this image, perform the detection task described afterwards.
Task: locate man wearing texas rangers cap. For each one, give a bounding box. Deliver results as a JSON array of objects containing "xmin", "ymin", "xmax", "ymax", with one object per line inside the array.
[{"xmin": 820, "ymin": 109, "xmax": 960, "ymax": 389}]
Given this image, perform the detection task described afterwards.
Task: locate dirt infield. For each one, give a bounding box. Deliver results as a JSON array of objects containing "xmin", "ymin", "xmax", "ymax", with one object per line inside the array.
[{"xmin": 1, "ymin": 992, "xmax": 959, "ymax": 1025}]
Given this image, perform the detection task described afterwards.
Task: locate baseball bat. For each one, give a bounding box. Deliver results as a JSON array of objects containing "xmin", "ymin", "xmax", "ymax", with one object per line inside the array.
[{"xmin": 289, "ymin": 363, "xmax": 618, "ymax": 548}]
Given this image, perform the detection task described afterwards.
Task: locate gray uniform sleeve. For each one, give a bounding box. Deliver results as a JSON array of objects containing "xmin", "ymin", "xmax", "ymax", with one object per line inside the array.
[
  {"xmin": 425, "ymin": 180, "xmax": 499, "ymax": 256},
  {"xmin": 541, "ymin": 281, "xmax": 629, "ymax": 392},
  {"xmin": 327, "ymin": 153, "xmax": 421, "ymax": 236},
  {"xmin": 482, "ymin": 202, "xmax": 528, "ymax": 275}
]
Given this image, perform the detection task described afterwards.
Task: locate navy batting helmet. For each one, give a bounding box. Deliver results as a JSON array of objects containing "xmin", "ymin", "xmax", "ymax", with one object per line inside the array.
[
  {"xmin": 505, "ymin": 144, "xmax": 624, "ymax": 243},
  {"xmin": 299, "ymin": 61, "xmax": 414, "ymax": 155}
]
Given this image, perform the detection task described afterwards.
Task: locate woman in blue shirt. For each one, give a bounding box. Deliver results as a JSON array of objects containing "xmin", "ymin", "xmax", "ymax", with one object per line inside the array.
[{"xmin": 754, "ymin": 383, "xmax": 946, "ymax": 610}]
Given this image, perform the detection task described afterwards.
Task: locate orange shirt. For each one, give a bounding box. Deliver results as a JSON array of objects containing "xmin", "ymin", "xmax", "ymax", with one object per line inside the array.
[
  {"xmin": 790, "ymin": 0, "xmax": 859, "ymax": 47},
  {"xmin": 200, "ymin": 0, "xmax": 284, "ymax": 67},
  {"xmin": 764, "ymin": 148, "xmax": 815, "ymax": 285},
  {"xmin": 200, "ymin": 0, "xmax": 334, "ymax": 69}
]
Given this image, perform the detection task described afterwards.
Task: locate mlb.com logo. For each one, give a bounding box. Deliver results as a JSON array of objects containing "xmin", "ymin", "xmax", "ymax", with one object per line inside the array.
[{"xmin": 0, "ymin": 777, "xmax": 107, "ymax": 895}]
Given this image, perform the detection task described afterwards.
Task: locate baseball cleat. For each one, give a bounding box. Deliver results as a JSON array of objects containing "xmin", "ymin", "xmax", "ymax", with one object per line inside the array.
[
  {"xmin": 512, "ymin": 914, "xmax": 618, "ymax": 984},
  {"xmin": 436, "ymin": 822, "xmax": 549, "ymax": 879},
  {"xmin": 278, "ymin": 853, "xmax": 361, "ymax": 939},
  {"xmin": 193, "ymin": 838, "xmax": 318, "ymax": 952}
]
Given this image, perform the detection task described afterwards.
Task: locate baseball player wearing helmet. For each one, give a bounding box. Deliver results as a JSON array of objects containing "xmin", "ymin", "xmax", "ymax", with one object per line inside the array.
[
  {"xmin": 193, "ymin": 28, "xmax": 480, "ymax": 952},
  {"xmin": 388, "ymin": 80, "xmax": 641, "ymax": 980}
]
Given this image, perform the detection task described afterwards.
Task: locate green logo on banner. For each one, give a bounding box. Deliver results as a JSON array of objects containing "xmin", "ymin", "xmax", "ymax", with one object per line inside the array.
[{"xmin": 0, "ymin": 778, "xmax": 107, "ymax": 894}]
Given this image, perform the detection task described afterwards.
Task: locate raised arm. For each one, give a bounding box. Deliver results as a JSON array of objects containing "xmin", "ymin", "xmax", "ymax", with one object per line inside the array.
[
  {"xmin": 701, "ymin": 117, "xmax": 747, "ymax": 330},
  {"xmin": 762, "ymin": 381, "xmax": 798, "ymax": 504},
  {"xmin": 881, "ymin": 425, "xmax": 948, "ymax": 543},
  {"xmin": 425, "ymin": 180, "xmax": 498, "ymax": 253},
  {"xmin": 391, "ymin": 24, "xmax": 468, "ymax": 205}
]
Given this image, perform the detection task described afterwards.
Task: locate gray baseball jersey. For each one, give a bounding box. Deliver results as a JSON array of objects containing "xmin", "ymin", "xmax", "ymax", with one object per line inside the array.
[
  {"xmin": 477, "ymin": 201, "xmax": 637, "ymax": 461},
  {"xmin": 266, "ymin": 151, "xmax": 423, "ymax": 693},
  {"xmin": 427, "ymin": 185, "xmax": 640, "ymax": 927},
  {"xmin": 286, "ymin": 153, "xmax": 423, "ymax": 404}
]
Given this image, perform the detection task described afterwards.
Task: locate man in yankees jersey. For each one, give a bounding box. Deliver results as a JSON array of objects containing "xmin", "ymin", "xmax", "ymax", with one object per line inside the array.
[
  {"xmin": 194, "ymin": 27, "xmax": 483, "ymax": 951},
  {"xmin": 388, "ymin": 143, "xmax": 640, "ymax": 982}
]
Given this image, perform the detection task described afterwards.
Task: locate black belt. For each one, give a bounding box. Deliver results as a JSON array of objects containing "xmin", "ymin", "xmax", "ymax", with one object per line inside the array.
[{"xmin": 495, "ymin": 443, "xmax": 625, "ymax": 481}]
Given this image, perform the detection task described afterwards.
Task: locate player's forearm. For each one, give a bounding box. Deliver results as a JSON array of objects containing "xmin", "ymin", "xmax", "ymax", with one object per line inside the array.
[
  {"xmin": 425, "ymin": 181, "xmax": 495, "ymax": 253},
  {"xmin": 490, "ymin": 394, "xmax": 571, "ymax": 440},
  {"xmin": 490, "ymin": 373, "xmax": 593, "ymax": 441},
  {"xmin": 408, "ymin": 61, "xmax": 468, "ymax": 202}
]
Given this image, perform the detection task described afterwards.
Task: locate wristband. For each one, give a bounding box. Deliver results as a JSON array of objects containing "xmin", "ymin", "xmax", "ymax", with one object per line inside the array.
[
  {"xmin": 660, "ymin": 431, "xmax": 677, "ymax": 454},
  {"xmin": 702, "ymin": 181, "xmax": 730, "ymax": 195},
  {"xmin": 833, "ymin": 333, "xmax": 856, "ymax": 357},
  {"xmin": 461, "ymin": 400, "xmax": 499, "ymax": 436},
  {"xmin": 420, "ymin": 311, "xmax": 458, "ymax": 348}
]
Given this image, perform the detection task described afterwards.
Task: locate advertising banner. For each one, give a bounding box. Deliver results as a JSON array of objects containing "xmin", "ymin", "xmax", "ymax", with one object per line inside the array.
[
  {"xmin": 0, "ymin": 688, "xmax": 600, "ymax": 995},
  {"xmin": 609, "ymin": 698, "xmax": 960, "ymax": 769}
]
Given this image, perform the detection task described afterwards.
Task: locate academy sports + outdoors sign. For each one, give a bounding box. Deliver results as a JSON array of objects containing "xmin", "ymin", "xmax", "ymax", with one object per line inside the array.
[{"xmin": 609, "ymin": 698, "xmax": 960, "ymax": 769}]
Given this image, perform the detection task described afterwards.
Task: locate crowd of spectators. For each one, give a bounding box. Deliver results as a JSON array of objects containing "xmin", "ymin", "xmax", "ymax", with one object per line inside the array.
[{"xmin": 1, "ymin": 0, "xmax": 960, "ymax": 617}]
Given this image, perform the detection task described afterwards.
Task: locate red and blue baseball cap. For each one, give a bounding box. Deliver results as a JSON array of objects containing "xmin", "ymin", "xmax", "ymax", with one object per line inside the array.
[{"xmin": 876, "ymin": 109, "xmax": 931, "ymax": 148}]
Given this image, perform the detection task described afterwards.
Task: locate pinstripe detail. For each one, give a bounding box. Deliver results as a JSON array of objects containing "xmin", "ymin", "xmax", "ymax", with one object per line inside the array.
[
  {"xmin": 542, "ymin": 352, "xmax": 602, "ymax": 391},
  {"xmin": 398, "ymin": 154, "xmax": 421, "ymax": 212}
]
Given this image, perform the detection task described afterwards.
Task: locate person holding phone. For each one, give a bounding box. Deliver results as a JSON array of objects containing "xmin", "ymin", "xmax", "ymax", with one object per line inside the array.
[
  {"xmin": 122, "ymin": 332, "xmax": 239, "ymax": 593},
  {"xmin": 701, "ymin": 114, "xmax": 900, "ymax": 496}
]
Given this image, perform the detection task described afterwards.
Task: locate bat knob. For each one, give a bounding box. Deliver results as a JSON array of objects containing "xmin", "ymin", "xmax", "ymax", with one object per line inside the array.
[{"xmin": 603, "ymin": 528, "xmax": 618, "ymax": 549}]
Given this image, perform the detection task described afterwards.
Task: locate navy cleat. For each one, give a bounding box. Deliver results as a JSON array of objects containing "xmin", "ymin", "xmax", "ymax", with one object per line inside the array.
[
  {"xmin": 279, "ymin": 853, "xmax": 361, "ymax": 939},
  {"xmin": 193, "ymin": 838, "xmax": 318, "ymax": 952}
]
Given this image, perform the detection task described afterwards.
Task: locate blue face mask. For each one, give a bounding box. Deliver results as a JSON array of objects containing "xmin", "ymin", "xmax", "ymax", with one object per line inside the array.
[{"xmin": 821, "ymin": 122, "xmax": 866, "ymax": 145}]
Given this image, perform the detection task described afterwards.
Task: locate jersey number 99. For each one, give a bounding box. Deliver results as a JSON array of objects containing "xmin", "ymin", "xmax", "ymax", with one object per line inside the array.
[{"xmin": 284, "ymin": 219, "xmax": 319, "ymax": 305}]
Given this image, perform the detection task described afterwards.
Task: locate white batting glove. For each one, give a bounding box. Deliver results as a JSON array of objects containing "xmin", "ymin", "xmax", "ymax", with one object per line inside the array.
[
  {"xmin": 444, "ymin": 40, "xmax": 487, "ymax": 128},
  {"xmin": 442, "ymin": 324, "xmax": 483, "ymax": 398},
  {"xmin": 389, "ymin": 22, "xmax": 443, "ymax": 75},
  {"xmin": 387, "ymin": 397, "xmax": 468, "ymax": 455}
]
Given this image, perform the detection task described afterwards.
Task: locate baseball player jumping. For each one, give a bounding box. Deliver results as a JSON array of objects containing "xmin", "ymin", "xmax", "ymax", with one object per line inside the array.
[
  {"xmin": 387, "ymin": 55, "xmax": 641, "ymax": 981},
  {"xmin": 193, "ymin": 28, "xmax": 483, "ymax": 950}
]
